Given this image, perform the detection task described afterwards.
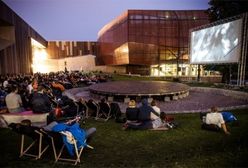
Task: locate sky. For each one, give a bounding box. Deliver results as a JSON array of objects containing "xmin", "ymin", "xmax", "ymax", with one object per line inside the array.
[{"xmin": 3, "ymin": 0, "xmax": 210, "ymax": 41}]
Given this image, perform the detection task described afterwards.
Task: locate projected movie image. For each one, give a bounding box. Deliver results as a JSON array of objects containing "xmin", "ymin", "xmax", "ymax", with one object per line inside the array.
[{"xmin": 190, "ymin": 19, "xmax": 242, "ymax": 64}]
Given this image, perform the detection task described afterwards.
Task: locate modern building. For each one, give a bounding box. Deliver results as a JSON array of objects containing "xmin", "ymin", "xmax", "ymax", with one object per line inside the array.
[
  {"xmin": 0, "ymin": 1, "xmax": 99, "ymax": 74},
  {"xmin": 1, "ymin": 1, "xmax": 212, "ymax": 78},
  {"xmin": 97, "ymin": 10, "xmax": 210, "ymax": 76},
  {"xmin": 0, "ymin": 1, "xmax": 47, "ymax": 74}
]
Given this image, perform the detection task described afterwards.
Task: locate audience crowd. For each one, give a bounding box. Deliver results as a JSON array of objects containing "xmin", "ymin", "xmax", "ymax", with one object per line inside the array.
[
  {"xmin": 0, "ymin": 71, "xmax": 110, "ymax": 115},
  {"xmin": 0, "ymin": 71, "xmax": 236, "ymax": 135}
]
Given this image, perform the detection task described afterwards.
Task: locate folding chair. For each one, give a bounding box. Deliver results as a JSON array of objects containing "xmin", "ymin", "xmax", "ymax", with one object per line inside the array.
[
  {"xmin": 55, "ymin": 132, "xmax": 93, "ymax": 165},
  {"xmin": 45, "ymin": 122, "xmax": 94, "ymax": 165},
  {"xmin": 75, "ymin": 100, "xmax": 89, "ymax": 119},
  {"xmin": 86, "ymin": 99, "xmax": 99, "ymax": 118},
  {"xmin": 96, "ymin": 101, "xmax": 112, "ymax": 121},
  {"xmin": 9, "ymin": 123, "xmax": 49, "ymax": 159}
]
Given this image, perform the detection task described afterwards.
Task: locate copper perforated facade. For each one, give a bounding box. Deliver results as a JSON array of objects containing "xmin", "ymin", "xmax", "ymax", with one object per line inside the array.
[
  {"xmin": 47, "ymin": 41, "xmax": 98, "ymax": 59},
  {"xmin": 98, "ymin": 10, "xmax": 209, "ymax": 75}
]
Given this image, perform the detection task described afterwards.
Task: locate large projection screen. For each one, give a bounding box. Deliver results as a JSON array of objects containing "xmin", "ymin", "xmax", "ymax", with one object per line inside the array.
[{"xmin": 190, "ymin": 19, "xmax": 242, "ymax": 64}]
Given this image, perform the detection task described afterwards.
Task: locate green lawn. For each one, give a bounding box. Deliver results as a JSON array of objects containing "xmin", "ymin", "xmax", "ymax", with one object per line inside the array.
[
  {"xmin": 0, "ymin": 109, "xmax": 248, "ymax": 168},
  {"xmin": 110, "ymin": 74, "xmax": 248, "ymax": 92}
]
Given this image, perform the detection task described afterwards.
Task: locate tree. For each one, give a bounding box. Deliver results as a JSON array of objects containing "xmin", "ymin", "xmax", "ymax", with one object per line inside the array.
[
  {"xmin": 205, "ymin": 0, "xmax": 248, "ymax": 83},
  {"xmin": 207, "ymin": 0, "xmax": 248, "ymax": 21}
]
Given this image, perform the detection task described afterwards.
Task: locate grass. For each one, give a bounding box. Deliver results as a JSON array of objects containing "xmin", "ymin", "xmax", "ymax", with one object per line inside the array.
[
  {"xmin": 111, "ymin": 74, "xmax": 170, "ymax": 81},
  {"xmin": 0, "ymin": 109, "xmax": 248, "ymax": 168},
  {"xmin": 111, "ymin": 74, "xmax": 248, "ymax": 92}
]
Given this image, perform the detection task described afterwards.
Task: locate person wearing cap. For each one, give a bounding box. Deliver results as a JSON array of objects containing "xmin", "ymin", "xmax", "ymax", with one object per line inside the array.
[{"xmin": 125, "ymin": 100, "xmax": 140, "ymax": 122}]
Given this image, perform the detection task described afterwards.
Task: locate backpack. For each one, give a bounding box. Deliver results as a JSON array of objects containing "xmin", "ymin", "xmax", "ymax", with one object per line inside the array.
[{"xmin": 221, "ymin": 112, "xmax": 237, "ymax": 123}]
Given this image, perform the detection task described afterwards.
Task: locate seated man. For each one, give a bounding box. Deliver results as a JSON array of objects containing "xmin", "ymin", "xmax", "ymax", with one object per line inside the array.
[
  {"xmin": 31, "ymin": 86, "xmax": 52, "ymax": 113},
  {"xmin": 138, "ymin": 99, "xmax": 154, "ymax": 122},
  {"xmin": 5, "ymin": 85, "xmax": 25, "ymax": 113},
  {"xmin": 202, "ymin": 106, "xmax": 230, "ymax": 135}
]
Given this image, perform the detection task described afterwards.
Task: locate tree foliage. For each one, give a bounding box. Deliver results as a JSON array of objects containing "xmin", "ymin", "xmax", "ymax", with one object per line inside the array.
[
  {"xmin": 207, "ymin": 0, "xmax": 248, "ymax": 22},
  {"xmin": 205, "ymin": 0, "xmax": 248, "ymax": 83}
]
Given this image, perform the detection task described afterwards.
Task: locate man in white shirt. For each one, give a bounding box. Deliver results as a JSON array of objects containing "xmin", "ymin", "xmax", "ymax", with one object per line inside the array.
[{"xmin": 205, "ymin": 106, "xmax": 230, "ymax": 135}]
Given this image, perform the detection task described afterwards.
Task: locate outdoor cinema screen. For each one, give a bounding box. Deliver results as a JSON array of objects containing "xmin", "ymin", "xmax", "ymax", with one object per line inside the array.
[{"xmin": 190, "ymin": 19, "xmax": 242, "ymax": 64}]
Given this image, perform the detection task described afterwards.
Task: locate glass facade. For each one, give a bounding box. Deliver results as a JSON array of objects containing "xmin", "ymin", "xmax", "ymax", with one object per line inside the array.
[{"xmin": 98, "ymin": 10, "xmax": 209, "ymax": 75}]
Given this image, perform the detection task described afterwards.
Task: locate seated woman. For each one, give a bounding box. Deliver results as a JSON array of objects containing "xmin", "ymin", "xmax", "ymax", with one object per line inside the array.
[
  {"xmin": 125, "ymin": 100, "xmax": 139, "ymax": 122},
  {"xmin": 150, "ymin": 100, "xmax": 160, "ymax": 120},
  {"xmin": 202, "ymin": 106, "xmax": 230, "ymax": 135},
  {"xmin": 5, "ymin": 85, "xmax": 25, "ymax": 113},
  {"xmin": 123, "ymin": 112, "xmax": 168, "ymax": 130}
]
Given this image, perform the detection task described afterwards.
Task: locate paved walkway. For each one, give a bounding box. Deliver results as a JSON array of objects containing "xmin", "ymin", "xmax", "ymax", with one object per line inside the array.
[{"xmin": 65, "ymin": 87, "xmax": 248, "ymax": 114}]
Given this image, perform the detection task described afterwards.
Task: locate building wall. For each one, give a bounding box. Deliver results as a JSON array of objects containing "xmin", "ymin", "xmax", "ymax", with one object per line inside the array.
[
  {"xmin": 36, "ymin": 54, "xmax": 126, "ymax": 74},
  {"xmin": 46, "ymin": 41, "xmax": 98, "ymax": 59},
  {"xmin": 0, "ymin": 1, "xmax": 47, "ymax": 75},
  {"xmin": 97, "ymin": 10, "xmax": 210, "ymax": 74},
  {"xmin": 57, "ymin": 55, "xmax": 97, "ymax": 72},
  {"xmin": 97, "ymin": 11, "xmax": 128, "ymax": 65}
]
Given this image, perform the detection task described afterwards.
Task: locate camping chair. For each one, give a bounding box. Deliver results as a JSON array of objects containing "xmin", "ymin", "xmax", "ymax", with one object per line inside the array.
[
  {"xmin": 86, "ymin": 99, "xmax": 99, "ymax": 118},
  {"xmin": 96, "ymin": 101, "xmax": 111, "ymax": 121},
  {"xmin": 75, "ymin": 100, "xmax": 89, "ymax": 119},
  {"xmin": 41, "ymin": 122, "xmax": 94, "ymax": 165},
  {"xmin": 9, "ymin": 123, "xmax": 49, "ymax": 159},
  {"xmin": 55, "ymin": 132, "xmax": 93, "ymax": 165}
]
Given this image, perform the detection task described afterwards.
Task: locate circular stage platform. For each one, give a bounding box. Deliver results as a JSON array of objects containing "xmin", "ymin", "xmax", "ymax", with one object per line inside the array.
[{"xmin": 88, "ymin": 81, "xmax": 190, "ymax": 102}]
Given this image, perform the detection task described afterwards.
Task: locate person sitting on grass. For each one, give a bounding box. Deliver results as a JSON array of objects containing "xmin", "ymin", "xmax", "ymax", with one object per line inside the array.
[
  {"xmin": 202, "ymin": 106, "xmax": 230, "ymax": 135},
  {"xmin": 123, "ymin": 112, "xmax": 168, "ymax": 130},
  {"xmin": 5, "ymin": 85, "xmax": 25, "ymax": 113},
  {"xmin": 150, "ymin": 100, "xmax": 160, "ymax": 120},
  {"xmin": 138, "ymin": 98, "xmax": 156, "ymax": 121},
  {"xmin": 31, "ymin": 85, "xmax": 52, "ymax": 113},
  {"xmin": 125, "ymin": 100, "xmax": 140, "ymax": 122}
]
